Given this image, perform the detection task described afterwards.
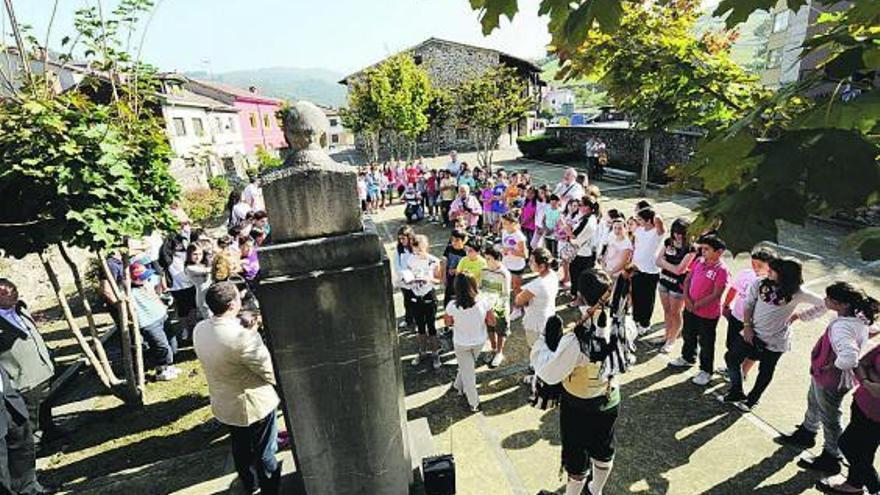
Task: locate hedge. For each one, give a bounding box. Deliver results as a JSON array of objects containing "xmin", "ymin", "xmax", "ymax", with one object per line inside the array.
[{"xmin": 516, "ymin": 134, "xmax": 562, "ymax": 158}]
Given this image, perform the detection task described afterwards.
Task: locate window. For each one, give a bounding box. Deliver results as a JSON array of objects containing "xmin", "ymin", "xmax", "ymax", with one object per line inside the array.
[
  {"xmin": 329, "ymin": 118, "xmax": 338, "ymax": 127},
  {"xmin": 414, "ymin": 55, "xmax": 423, "ymax": 65},
  {"xmin": 263, "ymin": 114, "xmax": 271, "ymax": 128},
  {"xmin": 456, "ymin": 128, "xmax": 469, "ymax": 140},
  {"xmin": 331, "ymin": 134, "xmax": 339, "ymax": 144},
  {"xmin": 183, "ymin": 158, "xmax": 195, "ymax": 168},
  {"xmin": 249, "ymin": 113, "xmax": 257, "ymax": 128},
  {"xmin": 772, "ymin": 11, "xmax": 790, "ymax": 33},
  {"xmin": 192, "ymin": 118, "xmax": 205, "ymax": 137},
  {"xmin": 766, "ymin": 48, "xmax": 782, "ymax": 68},
  {"xmin": 213, "ymin": 117, "xmax": 222, "ymax": 133},
  {"xmin": 173, "ymin": 118, "xmax": 186, "ymax": 136},
  {"xmin": 228, "ymin": 118, "xmax": 236, "ymax": 133}
]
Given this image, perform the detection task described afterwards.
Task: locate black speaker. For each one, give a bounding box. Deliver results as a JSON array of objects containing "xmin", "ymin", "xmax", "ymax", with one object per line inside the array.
[{"xmin": 422, "ymin": 454, "xmax": 455, "ymax": 495}]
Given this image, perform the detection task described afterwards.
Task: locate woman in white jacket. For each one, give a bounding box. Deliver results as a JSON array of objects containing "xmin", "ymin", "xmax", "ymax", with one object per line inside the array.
[{"xmin": 776, "ymin": 281, "xmax": 879, "ymax": 475}]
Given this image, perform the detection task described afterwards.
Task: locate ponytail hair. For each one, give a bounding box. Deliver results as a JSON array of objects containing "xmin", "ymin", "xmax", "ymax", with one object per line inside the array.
[
  {"xmin": 826, "ymin": 281, "xmax": 879, "ymax": 325},
  {"xmin": 531, "ymin": 246, "xmax": 559, "ymax": 272}
]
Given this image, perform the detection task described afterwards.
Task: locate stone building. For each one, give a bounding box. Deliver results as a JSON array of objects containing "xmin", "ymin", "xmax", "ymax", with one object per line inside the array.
[{"xmin": 340, "ymin": 37, "xmax": 544, "ymax": 159}]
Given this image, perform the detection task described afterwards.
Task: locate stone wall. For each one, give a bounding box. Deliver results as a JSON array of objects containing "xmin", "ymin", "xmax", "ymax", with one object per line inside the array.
[
  {"xmin": 347, "ymin": 39, "xmax": 539, "ymax": 161},
  {"xmin": 547, "ymin": 125, "xmax": 700, "ymax": 179}
]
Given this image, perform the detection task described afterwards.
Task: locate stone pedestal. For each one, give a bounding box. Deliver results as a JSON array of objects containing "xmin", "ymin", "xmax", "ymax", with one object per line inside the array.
[{"xmin": 256, "ymin": 102, "xmax": 411, "ymax": 495}]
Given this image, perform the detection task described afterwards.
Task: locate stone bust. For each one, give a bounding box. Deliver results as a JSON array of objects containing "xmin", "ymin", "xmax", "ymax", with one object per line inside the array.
[{"xmin": 283, "ymin": 101, "xmax": 329, "ymax": 154}]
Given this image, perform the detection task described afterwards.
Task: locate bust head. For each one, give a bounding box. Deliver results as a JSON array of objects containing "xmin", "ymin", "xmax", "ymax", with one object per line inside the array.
[{"xmin": 282, "ymin": 101, "xmax": 329, "ymax": 152}]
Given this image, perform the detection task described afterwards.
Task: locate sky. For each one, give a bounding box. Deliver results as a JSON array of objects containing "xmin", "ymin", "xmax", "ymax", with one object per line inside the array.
[{"xmin": 8, "ymin": 0, "xmax": 553, "ymax": 75}]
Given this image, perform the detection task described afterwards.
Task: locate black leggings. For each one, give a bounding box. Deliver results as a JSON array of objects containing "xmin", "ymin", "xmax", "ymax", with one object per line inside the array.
[
  {"xmin": 725, "ymin": 333, "xmax": 783, "ymax": 406},
  {"xmin": 570, "ymin": 255, "xmax": 596, "ymax": 298},
  {"xmin": 401, "ymin": 288, "xmax": 416, "ymax": 327},
  {"xmin": 560, "ymin": 390, "xmax": 618, "ymax": 475},
  {"xmin": 631, "ymin": 272, "xmax": 659, "ymax": 328},
  {"xmin": 411, "ymin": 292, "xmax": 437, "ymax": 336},
  {"xmin": 840, "ymin": 402, "xmax": 880, "ymax": 493}
]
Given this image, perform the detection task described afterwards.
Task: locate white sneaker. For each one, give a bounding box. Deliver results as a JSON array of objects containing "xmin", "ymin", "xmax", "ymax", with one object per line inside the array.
[
  {"xmin": 668, "ymin": 357, "xmax": 694, "ymax": 368},
  {"xmin": 510, "ymin": 307, "xmax": 523, "ymax": 321},
  {"xmin": 432, "ymin": 353, "xmax": 442, "ymax": 370},
  {"xmin": 637, "ymin": 325, "xmax": 651, "ymax": 337},
  {"xmin": 411, "ymin": 354, "xmax": 422, "ymax": 366},
  {"xmin": 660, "ymin": 342, "xmax": 673, "ymax": 354},
  {"xmin": 156, "ymin": 367, "xmax": 179, "ymax": 381},
  {"xmin": 692, "ymin": 371, "xmax": 712, "ymax": 386},
  {"xmin": 490, "ymin": 352, "xmax": 505, "ymax": 368},
  {"xmin": 398, "ymin": 320, "xmax": 408, "ymax": 329},
  {"xmin": 483, "ymin": 352, "xmax": 495, "ymax": 365}
]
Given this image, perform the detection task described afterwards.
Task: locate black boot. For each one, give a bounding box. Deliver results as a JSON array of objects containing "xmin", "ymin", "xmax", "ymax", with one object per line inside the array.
[
  {"xmin": 798, "ymin": 450, "xmax": 842, "ymax": 475},
  {"xmin": 774, "ymin": 425, "xmax": 816, "ymax": 449}
]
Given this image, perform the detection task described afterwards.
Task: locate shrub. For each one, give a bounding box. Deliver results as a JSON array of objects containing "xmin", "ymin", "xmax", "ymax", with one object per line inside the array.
[
  {"xmin": 181, "ymin": 188, "xmax": 227, "ymax": 226},
  {"xmin": 516, "ymin": 134, "xmax": 562, "ymax": 158},
  {"xmin": 255, "ymin": 147, "xmax": 283, "ymax": 172},
  {"xmin": 208, "ymin": 175, "xmax": 231, "ymax": 196}
]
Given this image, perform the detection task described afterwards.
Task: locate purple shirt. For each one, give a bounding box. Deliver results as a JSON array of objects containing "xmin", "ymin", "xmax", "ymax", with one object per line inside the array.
[
  {"xmin": 241, "ymin": 250, "xmax": 260, "ymax": 280},
  {"xmin": 730, "ymin": 269, "xmax": 759, "ymax": 321},
  {"xmin": 687, "ymin": 259, "xmax": 729, "ymax": 319}
]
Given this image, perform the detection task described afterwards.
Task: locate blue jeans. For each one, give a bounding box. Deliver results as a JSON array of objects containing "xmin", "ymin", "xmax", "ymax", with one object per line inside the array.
[
  {"xmin": 229, "ymin": 412, "xmax": 280, "ymax": 495},
  {"xmin": 140, "ymin": 316, "xmax": 176, "ymax": 367},
  {"xmin": 802, "ymin": 378, "xmax": 846, "ymax": 457}
]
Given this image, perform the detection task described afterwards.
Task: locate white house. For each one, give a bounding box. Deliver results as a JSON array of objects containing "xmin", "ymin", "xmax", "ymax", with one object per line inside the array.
[
  {"xmin": 157, "ymin": 74, "xmax": 248, "ymax": 189},
  {"xmin": 542, "ymin": 86, "xmax": 575, "ymax": 116},
  {"xmin": 321, "ymin": 106, "xmax": 354, "ymax": 149}
]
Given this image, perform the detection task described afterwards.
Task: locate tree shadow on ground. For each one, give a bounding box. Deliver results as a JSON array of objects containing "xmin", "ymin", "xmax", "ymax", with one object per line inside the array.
[
  {"xmin": 701, "ymin": 444, "xmax": 816, "ymax": 495},
  {"xmin": 43, "ymin": 400, "xmax": 224, "ymax": 489}
]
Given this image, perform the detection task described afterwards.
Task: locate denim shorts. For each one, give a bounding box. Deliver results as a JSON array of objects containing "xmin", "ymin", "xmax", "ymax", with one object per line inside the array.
[{"xmin": 658, "ymin": 283, "xmax": 684, "ymax": 299}]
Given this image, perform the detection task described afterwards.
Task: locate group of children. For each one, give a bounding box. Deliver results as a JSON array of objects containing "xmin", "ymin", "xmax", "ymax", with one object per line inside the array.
[{"xmin": 386, "ymin": 160, "xmax": 880, "ymax": 495}]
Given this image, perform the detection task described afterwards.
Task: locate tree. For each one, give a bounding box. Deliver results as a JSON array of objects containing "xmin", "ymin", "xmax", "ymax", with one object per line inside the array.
[
  {"xmin": 0, "ymin": 0, "xmax": 179, "ymax": 405},
  {"xmin": 564, "ymin": 2, "xmax": 760, "ymax": 194},
  {"xmin": 424, "ymin": 88, "xmax": 455, "ymax": 156},
  {"xmin": 466, "ymin": 0, "xmax": 880, "ymax": 258},
  {"xmin": 455, "ymin": 65, "xmax": 534, "ymax": 171},
  {"xmin": 341, "ymin": 54, "xmax": 432, "ymax": 161}
]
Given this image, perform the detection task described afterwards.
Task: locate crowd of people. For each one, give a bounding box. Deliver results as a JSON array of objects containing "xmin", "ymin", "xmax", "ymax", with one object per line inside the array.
[{"xmin": 382, "ymin": 152, "xmax": 880, "ymax": 495}]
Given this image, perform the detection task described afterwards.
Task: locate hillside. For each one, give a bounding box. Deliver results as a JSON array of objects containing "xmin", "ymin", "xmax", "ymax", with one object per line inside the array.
[{"xmin": 185, "ymin": 67, "xmax": 348, "ymax": 108}]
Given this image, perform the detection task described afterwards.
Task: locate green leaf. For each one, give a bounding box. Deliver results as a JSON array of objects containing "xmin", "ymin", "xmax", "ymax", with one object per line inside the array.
[
  {"xmin": 472, "ymin": 0, "xmax": 519, "ymax": 35},
  {"xmin": 862, "ymin": 47, "xmax": 880, "ymax": 71},
  {"xmin": 714, "ymin": 0, "xmax": 808, "ymax": 29},
  {"xmin": 795, "ymin": 90, "xmax": 880, "ymax": 134},
  {"xmin": 692, "ymin": 130, "xmax": 759, "ymax": 193}
]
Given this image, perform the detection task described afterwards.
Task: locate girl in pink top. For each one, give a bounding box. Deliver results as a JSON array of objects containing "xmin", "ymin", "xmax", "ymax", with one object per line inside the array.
[
  {"xmin": 778, "ymin": 282, "xmax": 879, "ymax": 478},
  {"xmin": 520, "ymin": 187, "xmax": 538, "ymax": 247}
]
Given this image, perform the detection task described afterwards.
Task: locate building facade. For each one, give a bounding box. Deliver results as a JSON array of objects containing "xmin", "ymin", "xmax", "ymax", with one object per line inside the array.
[
  {"xmin": 158, "ymin": 74, "xmax": 249, "ymax": 189},
  {"xmin": 759, "ymin": 0, "xmax": 812, "ymax": 88},
  {"xmin": 340, "ymin": 38, "xmax": 544, "ymax": 158},
  {"xmin": 542, "ymin": 86, "xmax": 575, "ymax": 116},
  {"xmin": 322, "ymin": 107, "xmax": 355, "ymax": 149},
  {"xmin": 185, "ymin": 80, "xmax": 287, "ymax": 157}
]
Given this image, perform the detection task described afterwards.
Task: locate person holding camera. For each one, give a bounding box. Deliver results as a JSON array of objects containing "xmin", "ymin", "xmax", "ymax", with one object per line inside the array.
[{"xmin": 449, "ymin": 185, "xmax": 483, "ymax": 233}]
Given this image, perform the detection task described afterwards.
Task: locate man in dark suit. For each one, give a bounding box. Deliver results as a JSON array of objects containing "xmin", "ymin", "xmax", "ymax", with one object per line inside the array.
[{"xmin": 0, "ymin": 366, "xmax": 47, "ymax": 495}]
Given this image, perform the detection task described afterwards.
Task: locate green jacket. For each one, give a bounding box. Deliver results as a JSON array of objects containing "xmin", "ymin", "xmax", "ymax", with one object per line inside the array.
[{"xmin": 0, "ymin": 302, "xmax": 55, "ymax": 392}]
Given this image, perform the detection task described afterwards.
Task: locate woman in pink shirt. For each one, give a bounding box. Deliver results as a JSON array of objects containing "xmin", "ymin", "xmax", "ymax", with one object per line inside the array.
[{"xmin": 520, "ymin": 187, "xmax": 538, "ymax": 247}]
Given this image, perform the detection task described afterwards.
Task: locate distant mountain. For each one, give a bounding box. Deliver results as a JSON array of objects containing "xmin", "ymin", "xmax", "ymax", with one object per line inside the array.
[{"xmin": 185, "ymin": 67, "xmax": 348, "ymax": 108}]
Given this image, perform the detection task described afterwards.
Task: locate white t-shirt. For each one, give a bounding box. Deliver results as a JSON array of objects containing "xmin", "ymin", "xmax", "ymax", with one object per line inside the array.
[
  {"xmin": 522, "ymin": 271, "xmax": 559, "ymax": 333},
  {"xmin": 501, "ymin": 230, "xmax": 528, "ymax": 272},
  {"xmin": 553, "ymin": 181, "xmax": 585, "ymax": 204},
  {"xmin": 603, "ymin": 235, "xmax": 633, "ymax": 274},
  {"xmin": 242, "ymin": 183, "xmax": 265, "ymax": 211},
  {"xmin": 446, "ymin": 297, "xmax": 491, "ymax": 347},
  {"xmin": 632, "ymin": 227, "xmax": 663, "ymax": 274},
  {"xmin": 168, "ymin": 252, "xmax": 194, "ymax": 291},
  {"xmin": 730, "ymin": 269, "xmax": 758, "ymax": 321},
  {"xmin": 356, "ymin": 178, "xmax": 367, "ymax": 201},
  {"xmin": 446, "ymin": 160, "xmax": 462, "ymax": 177},
  {"xmin": 407, "ymin": 254, "xmax": 441, "ymax": 297},
  {"xmin": 231, "ymin": 202, "xmax": 251, "ymax": 227}
]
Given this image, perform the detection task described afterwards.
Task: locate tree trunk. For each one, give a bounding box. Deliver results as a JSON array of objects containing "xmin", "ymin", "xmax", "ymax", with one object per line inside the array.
[
  {"xmin": 641, "ymin": 135, "xmax": 651, "ymax": 196},
  {"xmin": 56, "ymin": 244, "xmax": 121, "ymax": 385},
  {"xmin": 97, "ymin": 251, "xmax": 144, "ymax": 404},
  {"xmin": 121, "ymin": 252, "xmax": 146, "ymax": 392},
  {"xmin": 38, "ymin": 251, "xmax": 114, "ymax": 390}
]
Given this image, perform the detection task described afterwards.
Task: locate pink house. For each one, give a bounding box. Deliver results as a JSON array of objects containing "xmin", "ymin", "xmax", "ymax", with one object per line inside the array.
[{"xmin": 186, "ymin": 80, "xmax": 287, "ymax": 155}]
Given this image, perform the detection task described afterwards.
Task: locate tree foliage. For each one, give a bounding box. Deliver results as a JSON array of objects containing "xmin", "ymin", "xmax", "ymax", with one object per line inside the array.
[
  {"xmin": 341, "ymin": 54, "xmax": 432, "ymax": 160},
  {"xmin": 468, "ymin": 0, "xmax": 880, "ymax": 258},
  {"xmin": 455, "ymin": 65, "xmax": 533, "ymax": 169},
  {"xmin": 568, "ymin": 2, "xmax": 760, "ymax": 134}
]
